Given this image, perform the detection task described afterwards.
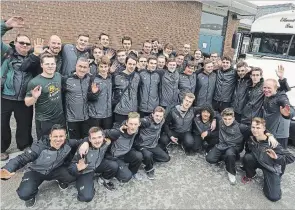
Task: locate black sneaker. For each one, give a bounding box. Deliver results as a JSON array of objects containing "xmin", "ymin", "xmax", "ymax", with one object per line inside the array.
[
  {"xmin": 25, "ymin": 197, "xmax": 36, "ymax": 208},
  {"xmin": 146, "ymin": 170, "xmax": 155, "ymax": 180},
  {"xmin": 103, "ymin": 181, "xmax": 116, "ymax": 191},
  {"xmin": 56, "ymin": 180, "xmax": 68, "ymax": 190}
]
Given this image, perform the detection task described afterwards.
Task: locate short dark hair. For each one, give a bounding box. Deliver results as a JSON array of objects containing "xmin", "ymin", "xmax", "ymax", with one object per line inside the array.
[
  {"xmin": 252, "ymin": 117, "xmax": 266, "ymax": 127},
  {"xmin": 151, "ymin": 38, "xmax": 159, "ymax": 43},
  {"xmin": 99, "ymin": 33, "xmax": 109, "ymax": 40},
  {"xmin": 125, "ymin": 55, "xmax": 138, "ymax": 64},
  {"xmin": 50, "ymin": 124, "xmax": 66, "ymax": 134},
  {"xmin": 236, "ymin": 61, "xmax": 248, "ymax": 69},
  {"xmin": 221, "ymin": 108, "xmax": 235, "ymax": 117},
  {"xmin": 143, "ymin": 40, "xmax": 151, "ymax": 46},
  {"xmin": 221, "ymin": 55, "xmax": 232, "ymax": 63},
  {"xmin": 153, "ymin": 106, "xmax": 165, "ymax": 114},
  {"xmin": 116, "ymin": 49, "xmax": 127, "ymax": 54},
  {"xmin": 147, "ymin": 55, "xmax": 157, "ymax": 63},
  {"xmin": 194, "ymin": 49, "xmax": 202, "ymax": 54},
  {"xmin": 122, "ymin": 36, "xmax": 132, "ymax": 44},
  {"xmin": 164, "ymin": 43, "xmax": 173, "ymax": 50},
  {"xmin": 176, "ymin": 52, "xmax": 185, "ymax": 57},
  {"xmin": 251, "ymin": 67, "xmax": 263, "ymax": 76},
  {"xmin": 78, "ymin": 34, "xmax": 90, "ymax": 38},
  {"xmin": 203, "ymin": 58, "xmax": 213, "ymax": 67},
  {"xmin": 92, "ymin": 43, "xmax": 104, "ymax": 51},
  {"xmin": 167, "ymin": 58, "xmax": 176, "ymax": 64},
  {"xmin": 88, "ymin": 126, "xmax": 105, "ymax": 137},
  {"xmin": 186, "ymin": 61, "xmax": 195, "ymax": 68},
  {"xmin": 40, "ymin": 53, "xmax": 56, "ymax": 64}
]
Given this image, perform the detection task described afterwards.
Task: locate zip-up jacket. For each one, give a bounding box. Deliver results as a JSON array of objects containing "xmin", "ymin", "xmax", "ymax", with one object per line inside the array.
[
  {"xmin": 104, "ymin": 128, "xmax": 138, "ymax": 157},
  {"xmin": 216, "ymin": 120, "xmax": 249, "ymax": 151},
  {"xmin": 88, "ymin": 74, "xmax": 112, "ymax": 119},
  {"xmin": 64, "ymin": 73, "xmax": 91, "ymax": 122},
  {"xmin": 241, "ymin": 79, "xmax": 264, "ymax": 125},
  {"xmin": 195, "ymin": 71, "xmax": 216, "ymax": 106},
  {"xmin": 138, "ymin": 69, "xmax": 160, "ymax": 113},
  {"xmin": 241, "ymin": 78, "xmax": 290, "ymax": 125},
  {"xmin": 1, "ymin": 21, "xmax": 40, "ymax": 101},
  {"xmin": 192, "ymin": 114, "xmax": 218, "ymax": 138},
  {"xmin": 69, "ymin": 140, "xmax": 111, "ymax": 175},
  {"xmin": 214, "ymin": 67, "xmax": 237, "ymax": 103},
  {"xmin": 178, "ymin": 72, "xmax": 197, "ymax": 102},
  {"xmin": 136, "ymin": 116, "xmax": 165, "ymax": 149},
  {"xmin": 89, "ymin": 62, "xmax": 98, "ymax": 77},
  {"xmin": 61, "ymin": 44, "xmax": 90, "ymax": 76},
  {"xmin": 263, "ymin": 91, "xmax": 291, "ymax": 139},
  {"xmin": 113, "ymin": 71, "xmax": 140, "ymax": 115},
  {"xmin": 158, "ymin": 69, "xmax": 180, "ymax": 107},
  {"xmin": 246, "ymin": 136, "xmax": 295, "ymax": 174},
  {"xmin": 231, "ymin": 75, "xmax": 252, "ymax": 114},
  {"xmin": 3, "ymin": 136, "xmax": 86, "ymax": 175},
  {"xmin": 164, "ymin": 105, "xmax": 200, "ymax": 137}
]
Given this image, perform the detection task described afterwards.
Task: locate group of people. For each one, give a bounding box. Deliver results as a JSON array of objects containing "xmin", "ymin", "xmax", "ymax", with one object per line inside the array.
[{"xmin": 1, "ymin": 16, "xmax": 295, "ymax": 207}]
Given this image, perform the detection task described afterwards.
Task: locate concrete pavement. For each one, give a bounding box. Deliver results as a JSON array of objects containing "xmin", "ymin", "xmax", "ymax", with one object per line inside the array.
[{"xmin": 1, "ymin": 116, "xmax": 295, "ymax": 209}]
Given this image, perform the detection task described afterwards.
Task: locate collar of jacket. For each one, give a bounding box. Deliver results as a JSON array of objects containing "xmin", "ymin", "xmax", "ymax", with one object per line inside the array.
[
  {"xmin": 251, "ymin": 135, "xmax": 269, "ymax": 144},
  {"xmin": 97, "ymin": 73, "xmax": 111, "ymax": 79},
  {"xmin": 72, "ymin": 73, "xmax": 89, "ymax": 79},
  {"xmin": 252, "ymin": 78, "xmax": 264, "ymax": 87},
  {"xmin": 220, "ymin": 66, "xmax": 233, "ymax": 72},
  {"xmin": 121, "ymin": 70, "xmax": 136, "ymax": 78}
]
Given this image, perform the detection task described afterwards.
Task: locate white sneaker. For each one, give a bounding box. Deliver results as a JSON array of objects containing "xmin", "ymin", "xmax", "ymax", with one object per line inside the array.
[
  {"xmin": 133, "ymin": 173, "xmax": 143, "ymax": 181},
  {"xmin": 228, "ymin": 172, "xmax": 237, "ymax": 185}
]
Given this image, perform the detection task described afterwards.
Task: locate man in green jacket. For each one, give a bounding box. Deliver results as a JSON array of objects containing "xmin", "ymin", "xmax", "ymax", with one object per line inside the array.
[{"xmin": 1, "ymin": 16, "xmax": 42, "ymax": 161}]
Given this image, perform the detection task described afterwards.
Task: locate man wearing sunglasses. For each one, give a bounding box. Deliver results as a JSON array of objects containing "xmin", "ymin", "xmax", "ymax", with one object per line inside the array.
[{"xmin": 1, "ymin": 16, "xmax": 41, "ymax": 161}]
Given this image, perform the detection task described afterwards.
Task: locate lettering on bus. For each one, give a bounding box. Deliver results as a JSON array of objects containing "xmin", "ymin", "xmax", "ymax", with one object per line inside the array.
[{"xmin": 280, "ymin": 18, "xmax": 295, "ymax": 28}]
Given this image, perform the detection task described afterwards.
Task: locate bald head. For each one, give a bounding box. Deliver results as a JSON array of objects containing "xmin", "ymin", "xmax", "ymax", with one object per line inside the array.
[
  {"xmin": 48, "ymin": 35, "xmax": 62, "ymax": 55},
  {"xmin": 263, "ymin": 79, "xmax": 278, "ymax": 97}
]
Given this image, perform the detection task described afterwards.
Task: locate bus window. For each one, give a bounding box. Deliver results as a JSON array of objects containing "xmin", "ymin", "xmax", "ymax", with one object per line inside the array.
[{"xmin": 249, "ymin": 33, "xmax": 293, "ymax": 57}]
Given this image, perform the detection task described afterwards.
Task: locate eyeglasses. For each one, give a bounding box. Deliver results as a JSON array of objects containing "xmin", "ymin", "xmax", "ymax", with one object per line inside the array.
[{"xmin": 17, "ymin": 41, "xmax": 31, "ymax": 46}]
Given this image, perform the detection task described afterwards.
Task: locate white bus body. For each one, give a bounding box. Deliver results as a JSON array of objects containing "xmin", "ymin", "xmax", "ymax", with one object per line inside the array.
[{"xmin": 244, "ymin": 10, "xmax": 295, "ymax": 105}]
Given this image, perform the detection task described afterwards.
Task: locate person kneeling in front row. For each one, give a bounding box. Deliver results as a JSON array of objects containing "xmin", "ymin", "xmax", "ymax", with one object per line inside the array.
[
  {"xmin": 0, "ymin": 124, "xmax": 89, "ymax": 208},
  {"xmin": 242, "ymin": 117, "xmax": 295, "ymax": 202},
  {"xmin": 69, "ymin": 127, "xmax": 118, "ymax": 202}
]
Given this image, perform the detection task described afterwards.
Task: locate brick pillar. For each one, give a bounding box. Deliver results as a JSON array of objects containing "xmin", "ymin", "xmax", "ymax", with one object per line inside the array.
[{"xmin": 223, "ymin": 11, "xmax": 240, "ymax": 58}]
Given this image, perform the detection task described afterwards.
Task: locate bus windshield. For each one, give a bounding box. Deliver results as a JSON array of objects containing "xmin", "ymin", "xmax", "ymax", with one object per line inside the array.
[{"xmin": 249, "ymin": 33, "xmax": 295, "ymax": 59}]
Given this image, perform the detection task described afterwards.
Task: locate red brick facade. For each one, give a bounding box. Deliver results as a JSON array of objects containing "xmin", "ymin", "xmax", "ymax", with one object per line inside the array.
[
  {"xmin": 1, "ymin": 1, "xmax": 236, "ymax": 56},
  {"xmin": 1, "ymin": 1, "xmax": 202, "ymax": 51}
]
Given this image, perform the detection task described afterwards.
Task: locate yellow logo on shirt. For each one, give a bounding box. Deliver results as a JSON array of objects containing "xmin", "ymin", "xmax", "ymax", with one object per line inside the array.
[{"xmin": 48, "ymin": 85, "xmax": 60, "ymax": 97}]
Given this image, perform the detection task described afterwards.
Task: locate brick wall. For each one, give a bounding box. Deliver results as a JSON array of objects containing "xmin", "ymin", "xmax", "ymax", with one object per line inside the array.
[
  {"xmin": 223, "ymin": 11, "xmax": 240, "ymax": 57},
  {"xmin": 1, "ymin": 1, "xmax": 202, "ymax": 52}
]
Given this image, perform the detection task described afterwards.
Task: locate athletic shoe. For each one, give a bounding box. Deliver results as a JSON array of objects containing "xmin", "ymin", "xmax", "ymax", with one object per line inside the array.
[
  {"xmin": 228, "ymin": 172, "xmax": 237, "ymax": 185},
  {"xmin": 1, "ymin": 152, "xmax": 9, "ymax": 161},
  {"xmin": 25, "ymin": 197, "xmax": 36, "ymax": 208},
  {"xmin": 146, "ymin": 170, "xmax": 155, "ymax": 180},
  {"xmin": 56, "ymin": 180, "xmax": 69, "ymax": 190},
  {"xmin": 241, "ymin": 174, "xmax": 256, "ymax": 184},
  {"xmin": 133, "ymin": 173, "xmax": 143, "ymax": 181},
  {"xmin": 103, "ymin": 181, "xmax": 116, "ymax": 191}
]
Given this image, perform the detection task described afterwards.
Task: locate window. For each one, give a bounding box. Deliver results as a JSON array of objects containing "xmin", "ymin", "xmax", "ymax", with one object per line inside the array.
[
  {"xmin": 288, "ymin": 37, "xmax": 295, "ymax": 56},
  {"xmin": 249, "ymin": 33, "xmax": 295, "ymax": 58},
  {"xmin": 200, "ymin": 12, "xmax": 224, "ymax": 36}
]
